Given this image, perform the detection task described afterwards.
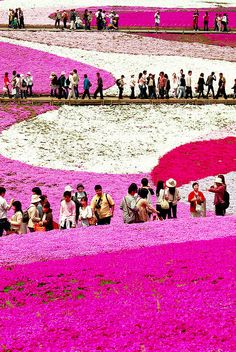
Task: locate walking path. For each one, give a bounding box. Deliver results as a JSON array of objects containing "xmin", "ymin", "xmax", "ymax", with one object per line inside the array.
[{"xmin": 1, "ymin": 96, "xmax": 235, "ymax": 106}]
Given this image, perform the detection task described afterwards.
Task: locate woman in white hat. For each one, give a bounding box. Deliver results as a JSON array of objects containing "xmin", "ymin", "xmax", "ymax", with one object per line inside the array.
[
  {"xmin": 28, "ymin": 195, "xmax": 41, "ymax": 232},
  {"xmin": 26, "ymin": 72, "xmax": 33, "ymax": 97},
  {"xmin": 165, "ymin": 178, "xmax": 181, "ymax": 219},
  {"xmin": 207, "ymin": 177, "xmax": 226, "ymax": 216}
]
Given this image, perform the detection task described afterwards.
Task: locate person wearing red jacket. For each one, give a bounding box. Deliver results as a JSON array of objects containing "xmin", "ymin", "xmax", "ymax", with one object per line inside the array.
[{"xmin": 188, "ymin": 182, "xmax": 206, "ymax": 217}]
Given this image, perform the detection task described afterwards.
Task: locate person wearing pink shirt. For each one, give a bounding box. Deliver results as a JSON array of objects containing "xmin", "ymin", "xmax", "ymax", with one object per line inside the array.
[{"xmin": 59, "ymin": 191, "xmax": 76, "ymax": 229}]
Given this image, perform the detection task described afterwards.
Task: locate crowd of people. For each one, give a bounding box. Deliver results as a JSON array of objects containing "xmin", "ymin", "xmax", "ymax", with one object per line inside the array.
[
  {"xmin": 2, "ymin": 69, "xmax": 236, "ymax": 100},
  {"xmin": 193, "ymin": 10, "xmax": 229, "ymax": 31},
  {"xmin": 54, "ymin": 8, "xmax": 119, "ymax": 31},
  {"xmin": 8, "ymin": 8, "xmax": 25, "ymax": 29},
  {"xmin": 0, "ymin": 174, "xmax": 230, "ymax": 236}
]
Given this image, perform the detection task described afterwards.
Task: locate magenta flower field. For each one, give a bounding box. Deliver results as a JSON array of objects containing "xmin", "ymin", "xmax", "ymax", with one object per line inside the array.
[{"xmin": 49, "ymin": 7, "xmax": 236, "ymax": 29}]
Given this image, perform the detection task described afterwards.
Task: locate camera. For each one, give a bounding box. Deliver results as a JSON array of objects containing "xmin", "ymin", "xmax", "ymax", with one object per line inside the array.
[{"xmin": 95, "ymin": 203, "xmax": 101, "ymax": 209}]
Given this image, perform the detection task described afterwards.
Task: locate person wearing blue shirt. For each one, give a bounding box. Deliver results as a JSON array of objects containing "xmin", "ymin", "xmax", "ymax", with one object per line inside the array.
[{"xmin": 82, "ymin": 74, "xmax": 91, "ymax": 99}]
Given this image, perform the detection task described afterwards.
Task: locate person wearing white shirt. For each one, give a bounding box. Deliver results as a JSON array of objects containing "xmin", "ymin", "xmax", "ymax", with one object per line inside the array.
[
  {"xmin": 185, "ymin": 70, "xmax": 193, "ymax": 99},
  {"xmin": 59, "ymin": 191, "xmax": 76, "ymax": 229},
  {"xmin": 130, "ymin": 74, "xmax": 136, "ymax": 99},
  {"xmin": 79, "ymin": 197, "xmax": 93, "ymax": 227},
  {"xmin": 0, "ymin": 187, "xmax": 14, "ymax": 236}
]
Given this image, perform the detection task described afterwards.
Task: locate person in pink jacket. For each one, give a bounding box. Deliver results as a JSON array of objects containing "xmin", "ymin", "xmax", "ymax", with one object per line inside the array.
[{"xmin": 59, "ymin": 191, "xmax": 76, "ymax": 229}]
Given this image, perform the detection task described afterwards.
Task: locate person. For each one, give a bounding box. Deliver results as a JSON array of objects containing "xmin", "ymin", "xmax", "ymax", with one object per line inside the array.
[
  {"xmin": 156, "ymin": 180, "xmax": 168, "ymax": 220},
  {"xmin": 102, "ymin": 10, "xmax": 107, "ymax": 30},
  {"xmin": 9, "ymin": 200, "xmax": 26, "ymax": 234},
  {"xmin": 203, "ymin": 11, "xmax": 209, "ymax": 31},
  {"xmin": 39, "ymin": 202, "xmax": 53, "ymax": 231},
  {"xmin": 88, "ymin": 11, "xmax": 93, "ymax": 30},
  {"xmin": 62, "ymin": 10, "xmax": 68, "ymax": 29},
  {"xmin": 11, "ymin": 70, "xmax": 17, "ymax": 97},
  {"xmin": 0, "ymin": 187, "xmax": 14, "ymax": 237},
  {"xmin": 15, "ymin": 73, "xmax": 21, "ymax": 98},
  {"xmin": 120, "ymin": 183, "xmax": 139, "ymax": 224},
  {"xmin": 93, "ymin": 72, "xmax": 103, "ymax": 99},
  {"xmin": 197, "ymin": 73, "xmax": 206, "ymax": 98},
  {"xmin": 3, "ymin": 72, "xmax": 11, "ymax": 98},
  {"xmin": 172, "ymin": 73, "xmax": 178, "ymax": 97},
  {"xmin": 32, "ymin": 187, "xmax": 43, "ymax": 218},
  {"xmin": 8, "ymin": 9, "xmax": 14, "ymax": 27},
  {"xmin": 232, "ymin": 79, "xmax": 236, "ymax": 98},
  {"xmin": 78, "ymin": 197, "xmax": 93, "ymax": 227},
  {"xmin": 215, "ymin": 73, "xmax": 227, "ymax": 99},
  {"xmin": 185, "ymin": 70, "xmax": 193, "ymax": 99},
  {"xmin": 221, "ymin": 13, "xmax": 228, "ymax": 32},
  {"xmin": 216, "ymin": 14, "xmax": 222, "ymax": 32},
  {"xmin": 75, "ymin": 15, "xmax": 84, "ymax": 29},
  {"xmin": 59, "ymin": 191, "xmax": 76, "ymax": 229},
  {"xmin": 154, "ymin": 10, "xmax": 160, "ymax": 29},
  {"xmin": 83, "ymin": 9, "xmax": 90, "ymax": 30},
  {"xmin": 58, "ymin": 71, "xmax": 67, "ymax": 99},
  {"xmin": 193, "ymin": 10, "xmax": 199, "ymax": 31},
  {"xmin": 206, "ymin": 72, "xmax": 216, "ymax": 98},
  {"xmin": 130, "ymin": 74, "xmax": 136, "ymax": 99},
  {"xmin": 96, "ymin": 9, "xmax": 103, "ymax": 30},
  {"xmin": 70, "ymin": 9, "xmax": 76, "ymax": 30},
  {"xmin": 136, "ymin": 188, "xmax": 158, "ymax": 222},
  {"xmin": 72, "ymin": 184, "xmax": 87, "ymax": 223},
  {"xmin": 72, "ymin": 69, "xmax": 79, "ymax": 99},
  {"xmin": 68, "ymin": 71, "xmax": 76, "ymax": 99},
  {"xmin": 82, "ymin": 74, "xmax": 91, "ymax": 99},
  {"xmin": 217, "ymin": 174, "xmax": 229, "ymax": 215},
  {"xmin": 214, "ymin": 13, "xmax": 219, "ymax": 31},
  {"xmin": 207, "ymin": 177, "xmax": 226, "ymax": 216},
  {"xmin": 147, "ymin": 73, "xmax": 155, "ymax": 99},
  {"xmin": 91, "ymin": 185, "xmax": 115, "ymax": 225},
  {"xmin": 25, "ymin": 72, "xmax": 33, "ymax": 97},
  {"xmin": 178, "ymin": 73, "xmax": 186, "ymax": 98},
  {"xmin": 165, "ymin": 178, "xmax": 181, "ymax": 219},
  {"xmin": 28, "ymin": 195, "xmax": 41, "ymax": 232},
  {"xmin": 20, "ymin": 74, "xmax": 27, "ymax": 99},
  {"xmin": 188, "ymin": 182, "xmax": 206, "ymax": 217},
  {"xmin": 55, "ymin": 10, "xmax": 61, "ymax": 28},
  {"xmin": 50, "ymin": 72, "xmax": 58, "ymax": 97},
  {"xmin": 158, "ymin": 71, "xmax": 166, "ymax": 99},
  {"xmin": 139, "ymin": 178, "xmax": 154, "ymax": 205},
  {"xmin": 117, "ymin": 75, "xmax": 125, "ymax": 99},
  {"xmin": 164, "ymin": 73, "xmax": 170, "ymax": 99}
]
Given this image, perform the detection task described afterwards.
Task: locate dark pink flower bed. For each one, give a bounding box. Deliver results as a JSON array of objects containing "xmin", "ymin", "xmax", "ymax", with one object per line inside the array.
[
  {"xmin": 49, "ymin": 7, "xmax": 236, "ymax": 29},
  {"xmin": 0, "ymin": 236, "xmax": 235, "ymax": 351},
  {"xmin": 0, "ymin": 42, "xmax": 115, "ymax": 94},
  {"xmin": 139, "ymin": 32, "xmax": 236, "ymax": 47}
]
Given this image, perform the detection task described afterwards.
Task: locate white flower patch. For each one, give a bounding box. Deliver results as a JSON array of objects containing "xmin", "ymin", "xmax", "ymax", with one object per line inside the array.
[
  {"xmin": 0, "ymin": 104, "xmax": 236, "ymax": 174},
  {"xmin": 180, "ymin": 172, "xmax": 236, "ymax": 215},
  {"xmin": 1, "ymin": 36, "xmax": 236, "ymax": 95}
]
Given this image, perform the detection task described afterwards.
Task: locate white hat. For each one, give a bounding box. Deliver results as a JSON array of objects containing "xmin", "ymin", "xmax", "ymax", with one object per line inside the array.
[
  {"xmin": 31, "ymin": 195, "xmax": 41, "ymax": 204},
  {"xmin": 64, "ymin": 185, "xmax": 73, "ymax": 192},
  {"xmin": 27, "ymin": 72, "xmax": 31, "ymax": 75},
  {"xmin": 61, "ymin": 71, "xmax": 66, "ymax": 75},
  {"xmin": 166, "ymin": 178, "xmax": 177, "ymax": 188},
  {"xmin": 214, "ymin": 177, "xmax": 223, "ymax": 184}
]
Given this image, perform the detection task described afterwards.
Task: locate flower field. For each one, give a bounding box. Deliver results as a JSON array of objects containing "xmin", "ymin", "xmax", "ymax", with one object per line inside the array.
[{"xmin": 0, "ymin": 3, "xmax": 236, "ymax": 350}]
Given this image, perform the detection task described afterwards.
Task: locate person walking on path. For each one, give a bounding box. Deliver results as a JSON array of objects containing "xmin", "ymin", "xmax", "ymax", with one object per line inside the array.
[
  {"xmin": 206, "ymin": 72, "xmax": 216, "ymax": 98},
  {"xmin": 185, "ymin": 70, "xmax": 193, "ymax": 99},
  {"xmin": 93, "ymin": 72, "xmax": 104, "ymax": 99},
  {"xmin": 197, "ymin": 73, "xmax": 206, "ymax": 99},
  {"xmin": 91, "ymin": 185, "xmax": 115, "ymax": 225},
  {"xmin": 117, "ymin": 75, "xmax": 125, "ymax": 99},
  {"xmin": 215, "ymin": 73, "xmax": 227, "ymax": 99},
  {"xmin": 82, "ymin": 74, "xmax": 91, "ymax": 99},
  {"xmin": 55, "ymin": 10, "xmax": 61, "ymax": 28},
  {"xmin": 165, "ymin": 178, "xmax": 181, "ymax": 219}
]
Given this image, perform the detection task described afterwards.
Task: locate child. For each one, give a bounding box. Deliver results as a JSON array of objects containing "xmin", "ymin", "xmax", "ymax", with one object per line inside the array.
[
  {"xmin": 40, "ymin": 202, "xmax": 53, "ymax": 231},
  {"xmin": 78, "ymin": 197, "xmax": 93, "ymax": 227},
  {"xmin": 232, "ymin": 79, "xmax": 236, "ymax": 98}
]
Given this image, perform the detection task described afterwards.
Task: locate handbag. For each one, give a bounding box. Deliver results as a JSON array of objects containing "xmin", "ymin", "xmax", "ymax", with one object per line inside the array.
[
  {"xmin": 195, "ymin": 203, "xmax": 202, "ymax": 213},
  {"xmin": 160, "ymin": 190, "xmax": 169, "ymax": 210},
  {"xmin": 34, "ymin": 223, "xmax": 46, "ymax": 232}
]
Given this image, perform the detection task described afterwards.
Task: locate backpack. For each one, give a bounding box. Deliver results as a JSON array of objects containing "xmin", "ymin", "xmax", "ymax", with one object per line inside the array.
[
  {"xmin": 116, "ymin": 79, "xmax": 121, "ymax": 87},
  {"xmin": 222, "ymin": 191, "xmax": 230, "ymax": 209},
  {"xmin": 21, "ymin": 79, "xmax": 27, "ymax": 88},
  {"xmin": 22, "ymin": 209, "xmax": 29, "ymax": 223}
]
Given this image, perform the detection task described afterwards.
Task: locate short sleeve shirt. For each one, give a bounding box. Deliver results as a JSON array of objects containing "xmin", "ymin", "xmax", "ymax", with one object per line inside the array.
[{"xmin": 91, "ymin": 193, "xmax": 115, "ymax": 219}]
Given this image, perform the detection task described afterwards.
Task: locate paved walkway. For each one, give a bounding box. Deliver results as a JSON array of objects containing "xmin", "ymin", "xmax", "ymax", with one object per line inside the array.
[{"xmin": 1, "ymin": 96, "xmax": 235, "ymax": 106}]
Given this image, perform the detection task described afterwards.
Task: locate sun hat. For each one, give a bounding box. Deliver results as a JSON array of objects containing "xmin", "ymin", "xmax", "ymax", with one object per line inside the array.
[
  {"xmin": 27, "ymin": 72, "xmax": 31, "ymax": 75},
  {"xmin": 214, "ymin": 177, "xmax": 223, "ymax": 184},
  {"xmin": 166, "ymin": 178, "xmax": 177, "ymax": 188},
  {"xmin": 31, "ymin": 195, "xmax": 41, "ymax": 204},
  {"xmin": 64, "ymin": 185, "xmax": 73, "ymax": 192}
]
